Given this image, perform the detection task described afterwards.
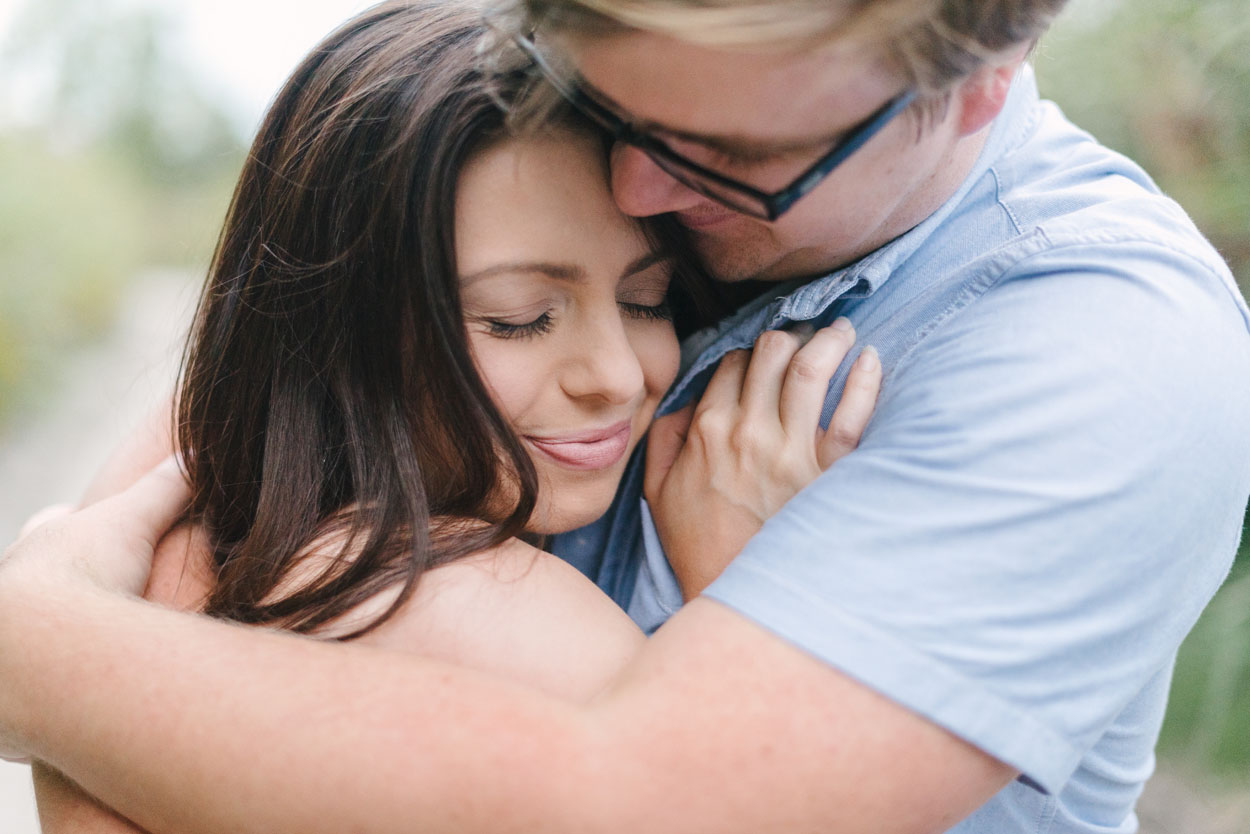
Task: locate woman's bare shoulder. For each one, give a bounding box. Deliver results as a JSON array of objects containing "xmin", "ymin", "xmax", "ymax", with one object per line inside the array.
[
  {"xmin": 144, "ymin": 523, "xmax": 214, "ymax": 612},
  {"xmin": 147, "ymin": 524, "xmax": 645, "ymax": 702},
  {"xmin": 357, "ymin": 539, "xmax": 645, "ymax": 702}
]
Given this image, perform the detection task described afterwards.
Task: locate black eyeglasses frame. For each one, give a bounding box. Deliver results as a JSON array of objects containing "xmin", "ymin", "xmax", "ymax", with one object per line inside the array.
[{"xmin": 512, "ymin": 30, "xmax": 918, "ymax": 221}]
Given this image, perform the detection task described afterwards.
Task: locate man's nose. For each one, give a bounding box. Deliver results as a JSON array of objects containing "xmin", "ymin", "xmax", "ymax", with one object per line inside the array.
[{"xmin": 610, "ymin": 142, "xmax": 705, "ymax": 218}]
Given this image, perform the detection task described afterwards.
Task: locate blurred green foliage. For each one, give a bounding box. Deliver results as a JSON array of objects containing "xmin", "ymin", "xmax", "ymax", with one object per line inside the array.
[
  {"xmin": 0, "ymin": 136, "xmax": 145, "ymax": 417},
  {"xmin": 1160, "ymin": 545, "xmax": 1250, "ymax": 785},
  {"xmin": 0, "ymin": 0, "xmax": 243, "ymax": 425},
  {"xmin": 1036, "ymin": 0, "xmax": 1250, "ymax": 297}
]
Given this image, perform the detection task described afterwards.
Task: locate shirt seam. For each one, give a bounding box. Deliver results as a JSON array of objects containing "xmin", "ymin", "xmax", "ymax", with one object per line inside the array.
[
  {"xmin": 705, "ymin": 559, "xmax": 1081, "ymax": 792},
  {"xmin": 889, "ymin": 225, "xmax": 1248, "ymax": 386},
  {"xmin": 1036, "ymin": 228, "xmax": 1250, "ymax": 330},
  {"xmin": 991, "ymin": 164, "xmax": 1025, "ymax": 235}
]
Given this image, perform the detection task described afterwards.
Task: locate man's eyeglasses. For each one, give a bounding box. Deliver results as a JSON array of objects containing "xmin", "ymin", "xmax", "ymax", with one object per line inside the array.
[{"xmin": 512, "ymin": 30, "xmax": 917, "ymax": 221}]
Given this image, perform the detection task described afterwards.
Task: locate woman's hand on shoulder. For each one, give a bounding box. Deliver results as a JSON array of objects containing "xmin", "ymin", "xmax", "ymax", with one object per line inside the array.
[{"xmin": 645, "ymin": 318, "xmax": 881, "ymax": 601}]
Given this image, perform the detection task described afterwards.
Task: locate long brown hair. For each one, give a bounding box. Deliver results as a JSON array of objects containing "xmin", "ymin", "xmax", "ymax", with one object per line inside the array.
[{"xmin": 178, "ymin": 0, "xmax": 714, "ymax": 638}]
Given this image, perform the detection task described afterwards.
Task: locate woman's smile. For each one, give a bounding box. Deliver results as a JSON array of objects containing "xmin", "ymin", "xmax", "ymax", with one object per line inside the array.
[
  {"xmin": 523, "ymin": 420, "xmax": 634, "ymax": 470},
  {"xmin": 455, "ymin": 129, "xmax": 681, "ymax": 533}
]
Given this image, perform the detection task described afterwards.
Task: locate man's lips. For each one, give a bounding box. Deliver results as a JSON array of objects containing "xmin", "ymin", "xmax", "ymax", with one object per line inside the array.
[{"xmin": 524, "ymin": 421, "xmax": 633, "ymax": 470}]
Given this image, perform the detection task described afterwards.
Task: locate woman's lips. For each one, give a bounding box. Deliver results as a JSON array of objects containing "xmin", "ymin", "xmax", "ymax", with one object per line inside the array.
[{"xmin": 524, "ymin": 421, "xmax": 633, "ymax": 470}]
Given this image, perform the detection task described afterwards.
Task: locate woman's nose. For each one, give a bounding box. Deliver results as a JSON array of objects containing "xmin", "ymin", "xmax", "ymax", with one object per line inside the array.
[
  {"xmin": 560, "ymin": 315, "xmax": 646, "ymax": 406},
  {"xmin": 610, "ymin": 142, "xmax": 706, "ymax": 218}
]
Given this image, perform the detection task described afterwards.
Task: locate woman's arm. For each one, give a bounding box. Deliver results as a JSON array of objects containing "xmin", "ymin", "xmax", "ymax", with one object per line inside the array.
[
  {"xmin": 349, "ymin": 541, "xmax": 644, "ymax": 700},
  {"xmin": 80, "ymin": 399, "xmax": 176, "ymax": 507},
  {"xmin": 34, "ymin": 764, "xmax": 152, "ymax": 834},
  {"xmin": 25, "ymin": 393, "xmax": 177, "ymax": 834},
  {"xmin": 32, "ymin": 519, "xmax": 640, "ymax": 833},
  {"xmin": 32, "ymin": 523, "xmax": 213, "ymax": 834}
]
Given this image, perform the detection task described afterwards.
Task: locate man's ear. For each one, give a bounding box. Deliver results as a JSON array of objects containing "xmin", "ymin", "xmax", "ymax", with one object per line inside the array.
[{"xmin": 955, "ymin": 52, "xmax": 1026, "ymax": 136}]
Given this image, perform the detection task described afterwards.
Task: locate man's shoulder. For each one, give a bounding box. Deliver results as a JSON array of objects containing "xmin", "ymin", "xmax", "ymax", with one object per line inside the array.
[
  {"xmin": 836, "ymin": 86, "xmax": 1244, "ymax": 361},
  {"xmin": 906, "ymin": 99, "xmax": 1249, "ymax": 358},
  {"xmin": 988, "ymin": 97, "xmax": 1234, "ymax": 287}
]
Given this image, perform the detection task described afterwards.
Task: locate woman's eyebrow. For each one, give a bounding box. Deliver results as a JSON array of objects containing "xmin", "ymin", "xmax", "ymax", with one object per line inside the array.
[
  {"xmin": 459, "ymin": 262, "xmax": 586, "ymax": 285},
  {"xmin": 621, "ymin": 251, "xmax": 670, "ymax": 279},
  {"xmin": 460, "ymin": 254, "xmax": 668, "ymax": 287}
]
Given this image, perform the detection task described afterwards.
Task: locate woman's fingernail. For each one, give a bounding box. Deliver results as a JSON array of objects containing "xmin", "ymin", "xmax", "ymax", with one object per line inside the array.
[
  {"xmin": 856, "ymin": 345, "xmax": 879, "ymax": 371},
  {"xmin": 832, "ymin": 316, "xmax": 853, "ymax": 332}
]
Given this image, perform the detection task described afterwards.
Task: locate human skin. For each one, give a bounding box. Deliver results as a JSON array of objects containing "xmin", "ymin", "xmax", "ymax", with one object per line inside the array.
[
  {"xmin": 455, "ymin": 130, "xmax": 680, "ymax": 534},
  {"xmin": 570, "ymin": 30, "xmax": 1022, "ymax": 283},
  {"xmin": 22, "ymin": 129, "xmax": 884, "ymax": 831},
  {"xmin": 16, "ymin": 330, "xmax": 889, "ymax": 834},
  {"xmin": 27, "ymin": 127, "xmax": 668, "ymax": 834},
  {"xmin": 0, "ymin": 21, "xmax": 1020, "ymax": 834}
]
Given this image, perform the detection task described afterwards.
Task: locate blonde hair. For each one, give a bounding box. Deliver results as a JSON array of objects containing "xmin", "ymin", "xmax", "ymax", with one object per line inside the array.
[{"xmin": 498, "ymin": 0, "xmax": 1070, "ymax": 94}]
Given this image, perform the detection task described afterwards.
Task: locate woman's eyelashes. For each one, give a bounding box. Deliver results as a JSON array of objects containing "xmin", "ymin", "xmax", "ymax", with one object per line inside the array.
[
  {"xmin": 619, "ymin": 299, "xmax": 673, "ymax": 321},
  {"xmin": 617, "ymin": 264, "xmax": 674, "ymax": 322},
  {"xmin": 480, "ymin": 298, "xmax": 672, "ymax": 340},
  {"xmin": 483, "ymin": 311, "xmax": 555, "ymax": 339}
]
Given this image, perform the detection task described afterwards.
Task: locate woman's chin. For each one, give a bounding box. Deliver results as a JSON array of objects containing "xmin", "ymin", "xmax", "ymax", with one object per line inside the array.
[{"xmin": 525, "ymin": 494, "xmax": 617, "ymax": 537}]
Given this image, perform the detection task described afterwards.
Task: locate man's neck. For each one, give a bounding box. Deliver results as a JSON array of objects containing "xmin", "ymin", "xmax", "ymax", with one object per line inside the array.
[{"xmin": 711, "ymin": 120, "xmax": 997, "ymax": 316}]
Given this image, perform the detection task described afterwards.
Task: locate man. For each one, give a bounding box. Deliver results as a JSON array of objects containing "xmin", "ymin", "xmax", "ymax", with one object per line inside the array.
[{"xmin": 2, "ymin": 0, "xmax": 1247, "ymax": 832}]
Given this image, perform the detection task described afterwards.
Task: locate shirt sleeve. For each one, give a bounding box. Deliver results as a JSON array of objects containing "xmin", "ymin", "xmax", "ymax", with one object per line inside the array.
[{"xmin": 703, "ymin": 239, "xmax": 1250, "ymax": 792}]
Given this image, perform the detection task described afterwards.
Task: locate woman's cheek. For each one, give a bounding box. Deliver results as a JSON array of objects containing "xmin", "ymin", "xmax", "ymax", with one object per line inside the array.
[
  {"xmin": 467, "ymin": 335, "xmax": 544, "ymax": 426},
  {"xmin": 635, "ymin": 323, "xmax": 681, "ymax": 406}
]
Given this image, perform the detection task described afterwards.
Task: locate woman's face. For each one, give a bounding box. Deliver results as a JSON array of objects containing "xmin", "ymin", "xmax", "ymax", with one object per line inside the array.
[{"xmin": 455, "ymin": 128, "xmax": 681, "ymax": 534}]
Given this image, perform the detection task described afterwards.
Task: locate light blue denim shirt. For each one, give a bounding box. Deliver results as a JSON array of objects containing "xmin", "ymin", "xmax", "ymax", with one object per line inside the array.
[{"xmin": 553, "ymin": 66, "xmax": 1250, "ymax": 833}]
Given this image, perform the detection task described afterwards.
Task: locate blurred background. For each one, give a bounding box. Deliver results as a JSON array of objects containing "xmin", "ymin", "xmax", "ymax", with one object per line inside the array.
[{"xmin": 0, "ymin": 0, "xmax": 1246, "ymax": 830}]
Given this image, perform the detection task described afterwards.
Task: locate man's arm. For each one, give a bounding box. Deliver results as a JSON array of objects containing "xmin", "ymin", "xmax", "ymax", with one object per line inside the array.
[{"xmin": 0, "ymin": 558, "xmax": 1013, "ymax": 834}]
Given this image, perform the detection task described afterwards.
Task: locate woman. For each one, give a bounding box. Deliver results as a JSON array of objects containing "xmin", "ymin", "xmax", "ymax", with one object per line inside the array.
[{"xmin": 29, "ymin": 1, "xmax": 879, "ymax": 829}]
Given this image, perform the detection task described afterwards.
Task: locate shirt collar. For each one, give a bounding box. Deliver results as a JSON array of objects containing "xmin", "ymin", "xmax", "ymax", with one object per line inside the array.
[{"xmin": 775, "ymin": 64, "xmax": 1043, "ymax": 322}]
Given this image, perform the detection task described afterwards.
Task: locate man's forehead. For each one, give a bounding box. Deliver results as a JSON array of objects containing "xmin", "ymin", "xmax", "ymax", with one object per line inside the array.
[{"xmin": 561, "ymin": 26, "xmax": 900, "ymax": 145}]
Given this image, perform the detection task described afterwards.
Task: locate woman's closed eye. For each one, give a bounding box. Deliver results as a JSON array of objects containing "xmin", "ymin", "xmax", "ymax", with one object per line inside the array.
[
  {"xmin": 480, "ymin": 298, "xmax": 670, "ymax": 337},
  {"xmin": 619, "ymin": 299, "xmax": 673, "ymax": 322},
  {"xmin": 479, "ymin": 311, "xmax": 555, "ymax": 339},
  {"xmin": 617, "ymin": 258, "xmax": 673, "ymax": 322}
]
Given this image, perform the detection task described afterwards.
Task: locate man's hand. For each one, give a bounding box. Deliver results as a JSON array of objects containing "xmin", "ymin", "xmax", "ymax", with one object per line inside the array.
[
  {"xmin": 645, "ymin": 319, "xmax": 881, "ymax": 599},
  {"xmin": 0, "ymin": 456, "xmax": 190, "ymax": 761}
]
